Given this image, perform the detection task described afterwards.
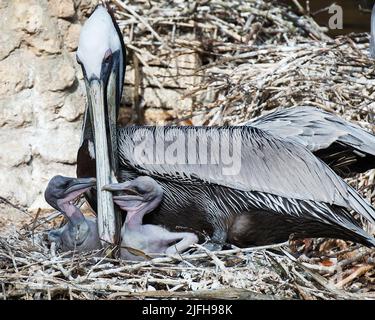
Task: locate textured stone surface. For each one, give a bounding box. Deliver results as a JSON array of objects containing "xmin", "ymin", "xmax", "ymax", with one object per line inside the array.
[
  {"xmin": 0, "ymin": 131, "xmax": 32, "ymax": 167},
  {"xmin": 0, "ymin": 50, "xmax": 34, "ymax": 96},
  {"xmin": 0, "ymin": 0, "xmax": 97, "ymax": 226},
  {"xmin": 0, "ymin": 9, "xmax": 22, "ymax": 61},
  {"xmin": 65, "ymin": 24, "xmax": 82, "ymax": 52},
  {"xmin": 35, "ymin": 54, "xmax": 76, "ymax": 92},
  {"xmin": 32, "ymin": 125, "xmax": 81, "ymax": 164},
  {"xmin": 49, "ymin": 0, "xmax": 76, "ymax": 19},
  {"xmin": 0, "ymin": 91, "xmax": 34, "ymax": 128}
]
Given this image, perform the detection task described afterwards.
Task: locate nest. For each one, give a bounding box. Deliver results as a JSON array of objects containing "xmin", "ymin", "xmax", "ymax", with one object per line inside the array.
[
  {"xmin": 1, "ymin": 0, "xmax": 375, "ymax": 299},
  {"xmin": 1, "ymin": 228, "xmax": 375, "ymax": 300}
]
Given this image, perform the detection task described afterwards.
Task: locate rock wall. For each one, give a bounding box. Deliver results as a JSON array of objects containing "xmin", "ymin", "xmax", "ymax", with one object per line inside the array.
[
  {"xmin": 0, "ymin": 0, "xmax": 98, "ymax": 224},
  {"xmin": 0, "ymin": 0, "xmax": 201, "ymax": 232}
]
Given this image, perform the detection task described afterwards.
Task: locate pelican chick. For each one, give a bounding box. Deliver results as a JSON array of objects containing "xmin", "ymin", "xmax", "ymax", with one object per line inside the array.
[
  {"xmin": 45, "ymin": 175, "xmax": 101, "ymax": 252},
  {"xmin": 103, "ymin": 176, "xmax": 198, "ymax": 261}
]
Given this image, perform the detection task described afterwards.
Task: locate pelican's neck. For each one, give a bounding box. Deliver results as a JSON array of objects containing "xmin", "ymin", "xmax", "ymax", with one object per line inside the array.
[
  {"xmin": 125, "ymin": 210, "xmax": 146, "ymax": 229},
  {"xmin": 60, "ymin": 202, "xmax": 87, "ymax": 227}
]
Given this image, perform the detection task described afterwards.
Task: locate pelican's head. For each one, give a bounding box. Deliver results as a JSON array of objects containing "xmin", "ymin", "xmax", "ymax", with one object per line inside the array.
[
  {"xmin": 77, "ymin": 5, "xmax": 125, "ymax": 102},
  {"xmin": 76, "ymin": 5, "xmax": 125, "ymax": 245},
  {"xmin": 45, "ymin": 175, "xmax": 96, "ymax": 222}
]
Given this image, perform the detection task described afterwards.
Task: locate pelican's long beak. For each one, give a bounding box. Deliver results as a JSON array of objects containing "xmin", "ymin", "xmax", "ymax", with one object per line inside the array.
[
  {"xmin": 102, "ymin": 182, "xmax": 137, "ymax": 193},
  {"xmin": 77, "ymin": 5, "xmax": 126, "ymax": 248},
  {"xmin": 65, "ymin": 177, "xmax": 97, "ymax": 195},
  {"xmin": 85, "ymin": 75, "xmax": 119, "ymax": 246}
]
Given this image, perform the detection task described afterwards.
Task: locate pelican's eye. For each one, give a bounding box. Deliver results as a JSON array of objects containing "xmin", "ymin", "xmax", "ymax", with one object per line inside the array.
[{"xmin": 103, "ymin": 49, "xmax": 112, "ymax": 63}]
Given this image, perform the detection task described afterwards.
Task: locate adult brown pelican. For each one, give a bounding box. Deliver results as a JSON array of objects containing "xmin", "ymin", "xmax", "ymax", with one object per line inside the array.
[
  {"xmin": 45, "ymin": 176, "xmax": 101, "ymax": 252},
  {"xmin": 76, "ymin": 6, "xmax": 375, "ymax": 249},
  {"xmin": 103, "ymin": 176, "xmax": 198, "ymax": 260}
]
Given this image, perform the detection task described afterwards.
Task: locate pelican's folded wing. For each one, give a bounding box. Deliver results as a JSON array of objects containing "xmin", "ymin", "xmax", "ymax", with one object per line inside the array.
[
  {"xmin": 248, "ymin": 106, "xmax": 375, "ymax": 174},
  {"xmin": 118, "ymin": 125, "xmax": 375, "ymax": 224}
]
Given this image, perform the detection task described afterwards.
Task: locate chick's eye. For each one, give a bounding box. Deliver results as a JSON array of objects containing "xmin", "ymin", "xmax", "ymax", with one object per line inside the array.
[
  {"xmin": 64, "ymin": 181, "xmax": 71, "ymax": 189},
  {"xmin": 103, "ymin": 49, "xmax": 112, "ymax": 63},
  {"xmin": 133, "ymin": 186, "xmax": 147, "ymax": 195},
  {"xmin": 139, "ymin": 185, "xmax": 152, "ymax": 194}
]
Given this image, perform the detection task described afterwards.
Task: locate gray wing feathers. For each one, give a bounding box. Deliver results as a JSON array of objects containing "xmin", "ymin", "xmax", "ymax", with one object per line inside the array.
[
  {"xmin": 248, "ymin": 106, "xmax": 375, "ymax": 155},
  {"xmin": 347, "ymin": 187, "xmax": 375, "ymax": 225},
  {"xmin": 118, "ymin": 125, "xmax": 375, "ymax": 226},
  {"xmin": 238, "ymin": 128, "xmax": 348, "ymax": 205},
  {"xmin": 118, "ymin": 125, "xmax": 375, "ymax": 223}
]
